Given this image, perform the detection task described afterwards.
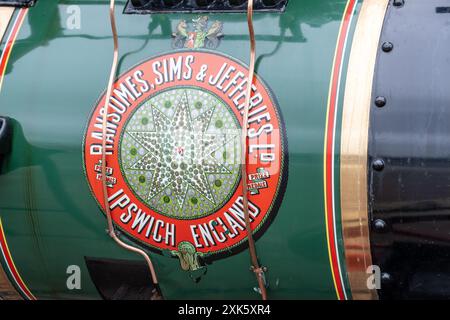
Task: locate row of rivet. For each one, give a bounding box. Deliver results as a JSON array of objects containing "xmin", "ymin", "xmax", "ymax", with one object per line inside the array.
[{"xmin": 371, "ymin": 0, "xmax": 405, "ymax": 287}]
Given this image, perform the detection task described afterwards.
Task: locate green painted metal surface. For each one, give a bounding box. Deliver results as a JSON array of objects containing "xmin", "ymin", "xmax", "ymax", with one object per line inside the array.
[{"xmin": 0, "ymin": 0, "xmax": 358, "ymax": 299}]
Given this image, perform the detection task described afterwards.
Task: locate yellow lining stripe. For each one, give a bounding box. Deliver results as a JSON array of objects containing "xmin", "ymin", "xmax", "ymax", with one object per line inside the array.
[{"xmin": 340, "ymin": 0, "xmax": 389, "ymax": 300}]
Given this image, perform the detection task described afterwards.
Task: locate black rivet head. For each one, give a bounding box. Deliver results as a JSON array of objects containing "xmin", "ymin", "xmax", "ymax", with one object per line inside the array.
[
  {"xmin": 393, "ymin": 0, "xmax": 405, "ymax": 7},
  {"xmin": 381, "ymin": 272, "xmax": 393, "ymax": 285},
  {"xmin": 382, "ymin": 42, "xmax": 394, "ymax": 52},
  {"xmin": 373, "ymin": 219, "xmax": 387, "ymax": 232},
  {"xmin": 375, "ymin": 96, "xmax": 387, "ymax": 108},
  {"xmin": 372, "ymin": 159, "xmax": 385, "ymax": 171}
]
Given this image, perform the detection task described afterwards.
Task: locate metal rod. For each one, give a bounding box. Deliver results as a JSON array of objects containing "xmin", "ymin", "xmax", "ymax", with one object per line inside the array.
[
  {"xmin": 101, "ymin": 0, "xmax": 159, "ymax": 290},
  {"xmin": 241, "ymin": 0, "xmax": 268, "ymax": 301}
]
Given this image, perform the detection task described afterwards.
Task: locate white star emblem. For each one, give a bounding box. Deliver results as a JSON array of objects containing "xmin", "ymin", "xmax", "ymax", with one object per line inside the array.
[{"xmin": 126, "ymin": 91, "xmax": 238, "ymax": 211}]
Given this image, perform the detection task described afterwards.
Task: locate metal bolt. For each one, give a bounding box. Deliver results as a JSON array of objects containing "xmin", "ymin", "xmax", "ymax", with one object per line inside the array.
[
  {"xmin": 393, "ymin": 0, "xmax": 404, "ymax": 7},
  {"xmin": 382, "ymin": 42, "xmax": 394, "ymax": 52},
  {"xmin": 381, "ymin": 272, "xmax": 393, "ymax": 285},
  {"xmin": 372, "ymin": 159, "xmax": 385, "ymax": 171},
  {"xmin": 373, "ymin": 219, "xmax": 387, "ymax": 232},
  {"xmin": 375, "ymin": 96, "xmax": 387, "ymax": 108}
]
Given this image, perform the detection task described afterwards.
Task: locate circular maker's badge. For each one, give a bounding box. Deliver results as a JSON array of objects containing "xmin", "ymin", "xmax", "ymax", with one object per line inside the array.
[{"xmin": 83, "ymin": 51, "xmax": 287, "ymax": 271}]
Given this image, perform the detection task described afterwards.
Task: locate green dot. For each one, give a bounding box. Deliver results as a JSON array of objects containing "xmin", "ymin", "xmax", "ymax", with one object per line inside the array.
[
  {"xmin": 141, "ymin": 117, "xmax": 149, "ymax": 125},
  {"xmin": 215, "ymin": 120, "xmax": 224, "ymax": 128},
  {"xmin": 223, "ymin": 151, "xmax": 228, "ymax": 160},
  {"xmin": 139, "ymin": 176, "xmax": 146, "ymax": 183},
  {"xmin": 191, "ymin": 197, "xmax": 198, "ymax": 205},
  {"xmin": 180, "ymin": 163, "xmax": 188, "ymax": 170},
  {"xmin": 130, "ymin": 148, "xmax": 137, "ymax": 156},
  {"xmin": 164, "ymin": 101, "xmax": 172, "ymax": 108},
  {"xmin": 195, "ymin": 101, "xmax": 203, "ymax": 109},
  {"xmin": 214, "ymin": 179, "xmax": 222, "ymax": 187},
  {"xmin": 163, "ymin": 196, "xmax": 171, "ymax": 203},
  {"xmin": 212, "ymin": 221, "xmax": 218, "ymax": 226}
]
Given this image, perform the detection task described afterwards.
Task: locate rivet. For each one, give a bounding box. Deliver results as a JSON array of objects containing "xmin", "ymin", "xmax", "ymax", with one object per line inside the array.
[
  {"xmin": 375, "ymin": 96, "xmax": 387, "ymax": 108},
  {"xmin": 372, "ymin": 159, "xmax": 385, "ymax": 171},
  {"xmin": 393, "ymin": 0, "xmax": 405, "ymax": 7},
  {"xmin": 373, "ymin": 219, "xmax": 387, "ymax": 232},
  {"xmin": 381, "ymin": 272, "xmax": 393, "ymax": 284},
  {"xmin": 382, "ymin": 42, "xmax": 394, "ymax": 52}
]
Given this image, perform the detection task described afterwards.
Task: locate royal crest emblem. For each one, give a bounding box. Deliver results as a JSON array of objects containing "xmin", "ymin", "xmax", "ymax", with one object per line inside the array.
[
  {"xmin": 172, "ymin": 16, "xmax": 224, "ymax": 49},
  {"xmin": 83, "ymin": 51, "xmax": 288, "ymax": 279}
]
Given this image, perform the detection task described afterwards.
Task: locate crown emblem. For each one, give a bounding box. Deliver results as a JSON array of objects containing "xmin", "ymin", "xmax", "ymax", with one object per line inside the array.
[{"xmin": 172, "ymin": 16, "xmax": 224, "ymax": 49}]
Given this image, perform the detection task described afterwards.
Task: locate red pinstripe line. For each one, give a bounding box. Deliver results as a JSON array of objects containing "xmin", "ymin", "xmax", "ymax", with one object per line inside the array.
[
  {"xmin": 0, "ymin": 8, "xmax": 28, "ymax": 89},
  {"xmin": 0, "ymin": 219, "xmax": 36, "ymax": 300},
  {"xmin": 0, "ymin": 8, "xmax": 35, "ymax": 300},
  {"xmin": 325, "ymin": 0, "xmax": 357, "ymax": 300}
]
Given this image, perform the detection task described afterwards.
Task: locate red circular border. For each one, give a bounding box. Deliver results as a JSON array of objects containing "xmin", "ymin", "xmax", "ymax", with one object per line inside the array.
[{"xmin": 83, "ymin": 51, "xmax": 287, "ymax": 257}]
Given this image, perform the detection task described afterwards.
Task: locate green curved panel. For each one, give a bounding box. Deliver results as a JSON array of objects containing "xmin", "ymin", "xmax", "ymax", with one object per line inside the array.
[{"xmin": 0, "ymin": 0, "xmax": 361, "ymax": 300}]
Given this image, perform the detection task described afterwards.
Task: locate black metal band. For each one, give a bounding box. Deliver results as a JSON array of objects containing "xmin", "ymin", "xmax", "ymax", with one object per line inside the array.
[
  {"xmin": 369, "ymin": 0, "xmax": 450, "ymax": 299},
  {"xmin": 124, "ymin": 0, "xmax": 288, "ymax": 14},
  {"xmin": 0, "ymin": 0, "xmax": 35, "ymax": 7}
]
